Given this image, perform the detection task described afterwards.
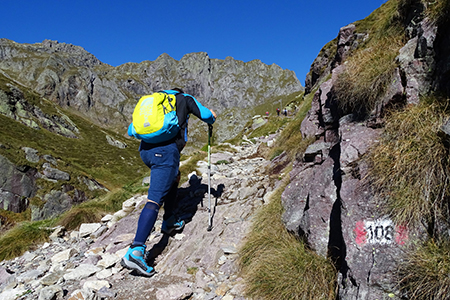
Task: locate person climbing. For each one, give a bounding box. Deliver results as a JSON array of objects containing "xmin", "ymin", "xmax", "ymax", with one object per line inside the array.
[{"xmin": 121, "ymin": 88, "xmax": 217, "ymax": 277}]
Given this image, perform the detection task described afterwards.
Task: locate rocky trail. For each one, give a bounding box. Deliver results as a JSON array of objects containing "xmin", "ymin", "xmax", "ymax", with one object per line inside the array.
[{"xmin": 0, "ymin": 137, "xmax": 278, "ymax": 300}]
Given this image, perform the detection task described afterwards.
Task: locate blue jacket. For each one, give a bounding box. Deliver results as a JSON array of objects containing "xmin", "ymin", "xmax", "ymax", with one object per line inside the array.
[{"xmin": 130, "ymin": 90, "xmax": 215, "ymax": 152}]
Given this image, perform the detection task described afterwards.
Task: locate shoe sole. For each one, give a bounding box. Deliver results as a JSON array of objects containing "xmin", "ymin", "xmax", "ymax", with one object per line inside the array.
[
  {"xmin": 161, "ymin": 222, "xmax": 185, "ymax": 235},
  {"xmin": 121, "ymin": 258, "xmax": 156, "ymax": 277}
]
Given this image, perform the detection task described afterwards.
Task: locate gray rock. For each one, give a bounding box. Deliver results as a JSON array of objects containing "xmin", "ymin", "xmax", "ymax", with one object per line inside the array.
[
  {"xmin": 51, "ymin": 248, "xmax": 78, "ymax": 264},
  {"xmin": 83, "ymin": 279, "xmax": 110, "ymax": 291},
  {"xmin": 31, "ymin": 190, "xmax": 73, "ymax": 221},
  {"xmin": 303, "ymin": 141, "xmax": 332, "ymax": 163},
  {"xmin": 22, "ymin": 147, "xmax": 40, "ymax": 163},
  {"xmin": 79, "ymin": 176, "xmax": 108, "ymax": 191},
  {"xmin": 0, "ymin": 39, "xmax": 303, "ymax": 145},
  {"xmin": 0, "ymin": 154, "xmax": 35, "ymax": 213},
  {"xmin": 0, "ymin": 287, "xmax": 28, "ymax": 300},
  {"xmin": 38, "ymin": 285, "xmax": 63, "ymax": 300},
  {"xmin": 63, "ymin": 264, "xmax": 101, "ymax": 281},
  {"xmin": 42, "ymin": 154, "xmax": 57, "ymax": 166},
  {"xmin": 0, "ymin": 266, "xmax": 13, "ymax": 286},
  {"xmin": 16, "ymin": 269, "xmax": 44, "ymax": 283},
  {"xmin": 282, "ymin": 156, "xmax": 337, "ymax": 257},
  {"xmin": 42, "ymin": 163, "xmax": 70, "ymax": 181},
  {"xmin": 441, "ymin": 118, "xmax": 450, "ymax": 137},
  {"xmin": 105, "ymin": 135, "xmax": 127, "ymax": 149},
  {"xmin": 97, "ymin": 286, "xmax": 117, "ymax": 298},
  {"xmin": 79, "ymin": 223, "xmax": 102, "ymax": 238},
  {"xmin": 40, "ymin": 272, "xmax": 63, "ymax": 286},
  {"xmin": 155, "ymin": 283, "xmax": 193, "ymax": 300}
]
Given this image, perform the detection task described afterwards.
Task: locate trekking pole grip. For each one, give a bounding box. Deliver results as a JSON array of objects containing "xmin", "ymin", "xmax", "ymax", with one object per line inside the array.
[{"xmin": 208, "ymin": 124, "xmax": 213, "ymax": 142}]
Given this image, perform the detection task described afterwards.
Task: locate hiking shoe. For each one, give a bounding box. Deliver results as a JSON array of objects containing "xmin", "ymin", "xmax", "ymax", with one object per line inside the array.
[
  {"xmin": 161, "ymin": 216, "xmax": 185, "ymax": 235},
  {"xmin": 121, "ymin": 245, "xmax": 155, "ymax": 277}
]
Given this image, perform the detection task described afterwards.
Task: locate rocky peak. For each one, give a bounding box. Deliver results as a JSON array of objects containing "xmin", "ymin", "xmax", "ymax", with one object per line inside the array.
[{"xmin": 0, "ymin": 39, "xmax": 303, "ymax": 143}]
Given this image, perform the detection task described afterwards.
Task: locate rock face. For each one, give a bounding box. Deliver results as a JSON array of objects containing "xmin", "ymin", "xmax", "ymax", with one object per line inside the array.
[
  {"xmin": 283, "ymin": 5, "xmax": 449, "ymax": 299},
  {"xmin": 0, "ymin": 154, "xmax": 36, "ymax": 213},
  {"xmin": 0, "ymin": 38, "xmax": 304, "ymax": 143}
]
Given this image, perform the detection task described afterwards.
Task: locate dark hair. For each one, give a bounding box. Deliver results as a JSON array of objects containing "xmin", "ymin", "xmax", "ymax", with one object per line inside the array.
[{"xmin": 172, "ymin": 88, "xmax": 184, "ymax": 94}]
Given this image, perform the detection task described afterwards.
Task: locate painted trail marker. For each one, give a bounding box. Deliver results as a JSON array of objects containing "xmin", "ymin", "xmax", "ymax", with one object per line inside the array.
[{"xmin": 354, "ymin": 219, "xmax": 408, "ymax": 246}]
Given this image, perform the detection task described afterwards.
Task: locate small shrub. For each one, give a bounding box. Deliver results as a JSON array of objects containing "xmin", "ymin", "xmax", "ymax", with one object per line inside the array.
[{"xmin": 187, "ymin": 267, "xmax": 198, "ymax": 275}]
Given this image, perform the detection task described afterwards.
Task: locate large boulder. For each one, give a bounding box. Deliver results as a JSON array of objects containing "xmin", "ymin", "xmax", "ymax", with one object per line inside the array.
[{"xmin": 0, "ymin": 155, "xmax": 36, "ymax": 213}]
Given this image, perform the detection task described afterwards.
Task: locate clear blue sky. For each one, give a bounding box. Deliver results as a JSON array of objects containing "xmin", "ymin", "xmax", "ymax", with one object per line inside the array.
[{"xmin": 2, "ymin": 0, "xmax": 387, "ymax": 86}]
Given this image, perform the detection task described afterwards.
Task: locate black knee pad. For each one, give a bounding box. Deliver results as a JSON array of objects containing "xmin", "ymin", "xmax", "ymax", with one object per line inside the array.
[{"xmin": 144, "ymin": 201, "xmax": 160, "ymax": 212}]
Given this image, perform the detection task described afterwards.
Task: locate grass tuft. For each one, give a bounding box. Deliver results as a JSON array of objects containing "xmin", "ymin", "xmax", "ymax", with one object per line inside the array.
[
  {"xmin": 398, "ymin": 239, "xmax": 450, "ymax": 299},
  {"xmin": 333, "ymin": 34, "xmax": 404, "ymax": 119},
  {"xmin": 239, "ymin": 177, "xmax": 336, "ymax": 300},
  {"xmin": 334, "ymin": 0, "xmax": 406, "ymax": 119},
  {"xmin": 423, "ymin": 0, "xmax": 450, "ymax": 26},
  {"xmin": 366, "ymin": 99, "xmax": 450, "ymax": 229},
  {"xmin": 0, "ymin": 220, "xmax": 53, "ymax": 261}
]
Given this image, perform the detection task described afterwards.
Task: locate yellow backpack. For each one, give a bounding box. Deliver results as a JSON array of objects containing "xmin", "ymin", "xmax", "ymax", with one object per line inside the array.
[{"xmin": 128, "ymin": 92, "xmax": 180, "ymax": 143}]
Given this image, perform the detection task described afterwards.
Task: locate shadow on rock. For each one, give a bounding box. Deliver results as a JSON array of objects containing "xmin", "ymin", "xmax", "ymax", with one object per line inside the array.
[
  {"xmin": 174, "ymin": 175, "xmax": 225, "ymax": 224},
  {"xmin": 145, "ymin": 175, "xmax": 225, "ymax": 263}
]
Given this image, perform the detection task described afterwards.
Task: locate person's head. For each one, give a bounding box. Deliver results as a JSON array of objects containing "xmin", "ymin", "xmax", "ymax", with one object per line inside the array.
[{"xmin": 171, "ymin": 88, "xmax": 184, "ymax": 94}]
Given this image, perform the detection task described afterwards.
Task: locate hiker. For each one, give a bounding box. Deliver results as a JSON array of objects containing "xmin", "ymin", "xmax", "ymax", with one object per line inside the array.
[
  {"xmin": 276, "ymin": 108, "xmax": 280, "ymax": 116},
  {"xmin": 122, "ymin": 88, "xmax": 216, "ymax": 277},
  {"xmin": 283, "ymin": 108, "xmax": 287, "ymax": 116}
]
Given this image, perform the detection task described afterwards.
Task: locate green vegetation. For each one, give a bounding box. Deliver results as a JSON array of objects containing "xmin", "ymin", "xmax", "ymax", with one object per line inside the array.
[
  {"xmin": 57, "ymin": 185, "xmax": 145, "ymax": 231},
  {"xmin": 334, "ymin": 0, "xmax": 406, "ymax": 119},
  {"xmin": 366, "ymin": 96, "xmax": 450, "ymax": 298},
  {"xmin": 248, "ymin": 116, "xmax": 289, "ymax": 139},
  {"xmin": 398, "ymin": 239, "xmax": 450, "ymax": 299},
  {"xmin": 0, "ymin": 72, "xmax": 147, "ymax": 226},
  {"xmin": 179, "ymin": 151, "xmax": 208, "ymax": 183},
  {"xmin": 224, "ymin": 91, "xmax": 304, "ymax": 146},
  {"xmin": 268, "ymin": 90, "xmax": 316, "ymax": 161},
  {"xmin": 367, "ymin": 99, "xmax": 450, "ymax": 229},
  {"xmin": 422, "ymin": 0, "xmax": 450, "ymax": 25},
  {"xmin": 239, "ymin": 176, "xmax": 336, "ymax": 300},
  {"xmin": 0, "ymin": 220, "xmax": 53, "ymax": 261},
  {"xmin": 0, "ymin": 183, "xmax": 146, "ymax": 260},
  {"xmin": 0, "ymin": 74, "xmax": 150, "ymax": 259},
  {"xmin": 238, "ymin": 89, "xmax": 335, "ymax": 299}
]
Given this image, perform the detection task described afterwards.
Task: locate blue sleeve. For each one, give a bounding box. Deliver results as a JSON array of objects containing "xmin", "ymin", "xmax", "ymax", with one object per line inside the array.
[
  {"xmin": 127, "ymin": 123, "xmax": 135, "ymax": 137},
  {"xmin": 185, "ymin": 94, "xmax": 216, "ymax": 124}
]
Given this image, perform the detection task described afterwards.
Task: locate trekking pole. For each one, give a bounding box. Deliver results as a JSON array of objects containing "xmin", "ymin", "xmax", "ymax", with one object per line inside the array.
[{"xmin": 207, "ymin": 124, "xmax": 213, "ymax": 231}]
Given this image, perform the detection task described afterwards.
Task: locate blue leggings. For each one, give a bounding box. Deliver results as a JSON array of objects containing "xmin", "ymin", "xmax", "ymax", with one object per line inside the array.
[{"xmin": 133, "ymin": 142, "xmax": 180, "ymax": 246}]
